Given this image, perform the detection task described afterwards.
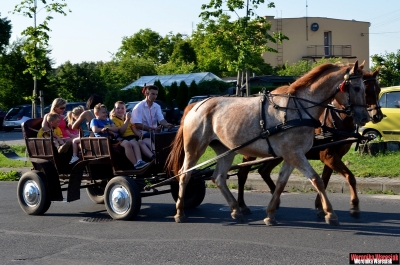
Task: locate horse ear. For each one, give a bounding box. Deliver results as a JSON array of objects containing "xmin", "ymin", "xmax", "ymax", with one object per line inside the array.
[
  {"xmin": 373, "ymin": 67, "xmax": 380, "ymax": 77},
  {"xmin": 359, "ymin": 60, "xmax": 365, "ymax": 70},
  {"xmin": 350, "ymin": 60, "xmax": 358, "ymax": 74}
]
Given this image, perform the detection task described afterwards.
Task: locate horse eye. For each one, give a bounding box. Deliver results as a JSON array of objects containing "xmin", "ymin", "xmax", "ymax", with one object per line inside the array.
[{"xmin": 353, "ymin": 86, "xmax": 361, "ymax": 92}]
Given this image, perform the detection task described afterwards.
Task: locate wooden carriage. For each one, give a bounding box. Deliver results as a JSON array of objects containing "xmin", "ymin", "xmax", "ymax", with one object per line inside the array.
[{"xmin": 11, "ymin": 118, "xmax": 210, "ymax": 220}]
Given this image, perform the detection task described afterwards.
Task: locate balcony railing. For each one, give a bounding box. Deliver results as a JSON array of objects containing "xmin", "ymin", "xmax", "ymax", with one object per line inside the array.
[{"xmin": 304, "ymin": 45, "xmax": 354, "ymax": 58}]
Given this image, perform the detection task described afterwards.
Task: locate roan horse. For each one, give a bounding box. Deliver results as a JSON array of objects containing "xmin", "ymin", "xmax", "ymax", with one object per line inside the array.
[
  {"xmin": 236, "ymin": 67, "xmax": 383, "ymax": 219},
  {"xmin": 165, "ymin": 61, "xmax": 370, "ymax": 226}
]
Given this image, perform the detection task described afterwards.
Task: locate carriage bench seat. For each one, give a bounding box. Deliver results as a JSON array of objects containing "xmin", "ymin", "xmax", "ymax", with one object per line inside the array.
[{"xmin": 80, "ymin": 137, "xmax": 154, "ymax": 176}]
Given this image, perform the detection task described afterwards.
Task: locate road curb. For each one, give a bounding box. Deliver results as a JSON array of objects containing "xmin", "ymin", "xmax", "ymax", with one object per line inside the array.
[
  {"xmin": 2, "ymin": 167, "xmax": 400, "ymax": 194},
  {"xmin": 220, "ymin": 173, "xmax": 400, "ymax": 194}
]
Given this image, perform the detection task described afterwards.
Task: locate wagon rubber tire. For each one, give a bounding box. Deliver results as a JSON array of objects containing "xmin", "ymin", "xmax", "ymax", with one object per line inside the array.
[
  {"xmin": 171, "ymin": 180, "xmax": 206, "ymax": 209},
  {"xmin": 86, "ymin": 182, "xmax": 106, "ymax": 204},
  {"xmin": 17, "ymin": 171, "xmax": 51, "ymax": 215},
  {"xmin": 104, "ymin": 176, "xmax": 141, "ymax": 220}
]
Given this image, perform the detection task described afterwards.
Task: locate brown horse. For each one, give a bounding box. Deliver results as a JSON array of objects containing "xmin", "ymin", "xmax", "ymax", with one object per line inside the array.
[
  {"xmin": 165, "ymin": 61, "xmax": 369, "ymax": 226},
  {"xmin": 236, "ymin": 68, "xmax": 382, "ymax": 218}
]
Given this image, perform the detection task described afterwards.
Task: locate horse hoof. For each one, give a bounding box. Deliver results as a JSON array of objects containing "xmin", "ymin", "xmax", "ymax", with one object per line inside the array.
[
  {"xmin": 240, "ymin": 207, "xmax": 252, "ymax": 215},
  {"xmin": 264, "ymin": 218, "xmax": 278, "ymax": 226},
  {"xmin": 231, "ymin": 211, "xmax": 244, "ymax": 221},
  {"xmin": 325, "ymin": 216, "xmax": 340, "ymax": 226},
  {"xmin": 316, "ymin": 209, "xmax": 325, "ymax": 219},
  {"xmin": 349, "ymin": 208, "xmax": 360, "ymax": 219},
  {"xmin": 174, "ymin": 215, "xmax": 186, "ymax": 223}
]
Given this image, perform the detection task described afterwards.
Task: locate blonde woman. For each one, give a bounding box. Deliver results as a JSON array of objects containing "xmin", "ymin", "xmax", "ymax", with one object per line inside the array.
[{"xmin": 42, "ymin": 98, "xmax": 71, "ymax": 139}]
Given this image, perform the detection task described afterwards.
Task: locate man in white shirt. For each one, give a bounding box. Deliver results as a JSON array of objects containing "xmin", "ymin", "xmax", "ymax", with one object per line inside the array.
[{"xmin": 131, "ymin": 85, "xmax": 173, "ymax": 152}]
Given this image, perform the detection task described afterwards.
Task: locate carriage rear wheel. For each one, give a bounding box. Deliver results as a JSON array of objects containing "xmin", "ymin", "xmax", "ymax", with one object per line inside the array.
[
  {"xmin": 86, "ymin": 181, "xmax": 106, "ymax": 204},
  {"xmin": 17, "ymin": 171, "xmax": 51, "ymax": 215},
  {"xmin": 104, "ymin": 176, "xmax": 141, "ymax": 220},
  {"xmin": 170, "ymin": 180, "xmax": 206, "ymax": 209}
]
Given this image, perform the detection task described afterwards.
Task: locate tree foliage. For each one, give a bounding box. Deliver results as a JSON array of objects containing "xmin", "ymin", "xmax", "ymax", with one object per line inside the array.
[
  {"xmin": 371, "ymin": 50, "xmax": 400, "ymax": 87},
  {"xmin": 0, "ymin": 13, "xmax": 12, "ymax": 54},
  {"xmin": 12, "ymin": 0, "xmax": 71, "ymax": 79},
  {"xmin": 276, "ymin": 57, "xmax": 343, "ymax": 77},
  {"xmin": 0, "ymin": 39, "xmax": 53, "ymax": 109},
  {"xmin": 195, "ymin": 0, "xmax": 283, "ymax": 77}
]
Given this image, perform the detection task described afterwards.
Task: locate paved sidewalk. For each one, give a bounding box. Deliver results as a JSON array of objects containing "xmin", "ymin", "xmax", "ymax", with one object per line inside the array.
[{"xmin": 225, "ymin": 173, "xmax": 400, "ymax": 194}]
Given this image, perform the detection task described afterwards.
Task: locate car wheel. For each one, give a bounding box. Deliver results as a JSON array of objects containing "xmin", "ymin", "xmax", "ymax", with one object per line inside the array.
[
  {"xmin": 104, "ymin": 176, "xmax": 141, "ymax": 220},
  {"xmin": 363, "ymin": 129, "xmax": 381, "ymax": 141},
  {"xmin": 171, "ymin": 180, "xmax": 206, "ymax": 209},
  {"xmin": 17, "ymin": 171, "xmax": 51, "ymax": 215},
  {"xmin": 4, "ymin": 127, "xmax": 13, "ymax": 132}
]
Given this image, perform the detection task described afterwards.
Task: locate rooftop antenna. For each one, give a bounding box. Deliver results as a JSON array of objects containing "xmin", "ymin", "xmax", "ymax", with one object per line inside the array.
[{"xmin": 306, "ymin": 0, "xmax": 308, "ymax": 41}]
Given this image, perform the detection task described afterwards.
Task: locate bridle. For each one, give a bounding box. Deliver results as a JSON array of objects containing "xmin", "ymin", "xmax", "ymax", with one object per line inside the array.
[{"xmin": 363, "ymin": 77, "xmax": 382, "ymax": 112}]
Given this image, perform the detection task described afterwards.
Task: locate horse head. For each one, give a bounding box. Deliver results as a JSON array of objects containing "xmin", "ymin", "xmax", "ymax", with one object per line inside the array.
[
  {"xmin": 333, "ymin": 60, "xmax": 370, "ymax": 126},
  {"xmin": 364, "ymin": 67, "xmax": 383, "ymax": 123}
]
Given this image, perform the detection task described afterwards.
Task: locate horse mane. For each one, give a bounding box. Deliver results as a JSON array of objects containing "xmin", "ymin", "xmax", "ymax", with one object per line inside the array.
[
  {"xmin": 164, "ymin": 102, "xmax": 197, "ymax": 177},
  {"xmin": 287, "ymin": 63, "xmax": 342, "ymax": 94}
]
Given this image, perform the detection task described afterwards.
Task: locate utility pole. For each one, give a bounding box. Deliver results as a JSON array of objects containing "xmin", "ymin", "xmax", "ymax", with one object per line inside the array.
[{"xmin": 32, "ymin": 0, "xmax": 38, "ymax": 118}]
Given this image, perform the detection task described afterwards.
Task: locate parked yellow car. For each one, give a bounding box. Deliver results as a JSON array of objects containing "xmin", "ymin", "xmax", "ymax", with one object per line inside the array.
[{"xmin": 360, "ymin": 86, "xmax": 400, "ymax": 140}]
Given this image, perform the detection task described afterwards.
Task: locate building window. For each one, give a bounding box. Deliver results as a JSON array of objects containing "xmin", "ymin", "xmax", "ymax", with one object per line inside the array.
[{"xmin": 324, "ymin": 31, "xmax": 331, "ymax": 56}]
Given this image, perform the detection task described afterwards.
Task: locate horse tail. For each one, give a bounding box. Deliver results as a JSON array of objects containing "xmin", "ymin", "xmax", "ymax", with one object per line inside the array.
[{"xmin": 165, "ymin": 103, "xmax": 197, "ymax": 178}]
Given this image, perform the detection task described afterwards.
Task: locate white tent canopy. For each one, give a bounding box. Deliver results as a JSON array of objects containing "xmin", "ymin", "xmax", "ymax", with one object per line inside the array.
[{"xmin": 121, "ymin": 72, "xmax": 222, "ymax": 90}]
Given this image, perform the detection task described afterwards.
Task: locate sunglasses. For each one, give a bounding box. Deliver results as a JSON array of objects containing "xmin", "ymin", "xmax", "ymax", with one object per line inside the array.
[{"xmin": 59, "ymin": 106, "xmax": 66, "ymax": 110}]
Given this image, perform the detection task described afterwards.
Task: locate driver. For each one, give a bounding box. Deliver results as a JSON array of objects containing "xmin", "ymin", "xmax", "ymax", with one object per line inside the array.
[{"xmin": 131, "ymin": 85, "xmax": 173, "ymax": 136}]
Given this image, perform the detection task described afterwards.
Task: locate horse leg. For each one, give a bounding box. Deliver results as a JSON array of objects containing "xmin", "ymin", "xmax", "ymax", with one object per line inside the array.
[
  {"xmin": 318, "ymin": 149, "xmax": 360, "ymax": 218},
  {"xmin": 259, "ymin": 158, "xmax": 283, "ymax": 209},
  {"xmin": 237, "ymin": 156, "xmax": 256, "ymax": 215},
  {"xmin": 264, "ymin": 161, "xmax": 293, "ymax": 226},
  {"xmin": 175, "ymin": 143, "xmax": 208, "ymax": 223},
  {"xmin": 210, "ymin": 143, "xmax": 243, "ymax": 221},
  {"xmin": 315, "ymin": 165, "xmax": 333, "ymax": 218},
  {"xmin": 286, "ymin": 155, "xmax": 339, "ymax": 226}
]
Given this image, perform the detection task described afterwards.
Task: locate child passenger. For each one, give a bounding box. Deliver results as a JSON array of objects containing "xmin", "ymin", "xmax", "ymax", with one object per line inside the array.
[
  {"xmin": 37, "ymin": 113, "xmax": 70, "ymax": 153},
  {"xmin": 68, "ymin": 105, "xmax": 87, "ymax": 164},
  {"xmin": 90, "ymin": 103, "xmax": 149, "ymax": 170},
  {"xmin": 111, "ymin": 101, "xmax": 154, "ymax": 162}
]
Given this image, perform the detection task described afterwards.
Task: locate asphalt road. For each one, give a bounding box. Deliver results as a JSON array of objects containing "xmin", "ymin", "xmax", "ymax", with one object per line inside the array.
[
  {"xmin": 0, "ymin": 129, "xmax": 24, "ymax": 145},
  {"xmin": 0, "ymin": 183, "xmax": 399, "ymax": 265}
]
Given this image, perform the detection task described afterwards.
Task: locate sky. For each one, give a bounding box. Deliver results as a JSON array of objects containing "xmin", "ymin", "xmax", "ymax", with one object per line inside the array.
[{"xmin": 2, "ymin": 0, "xmax": 400, "ymax": 69}]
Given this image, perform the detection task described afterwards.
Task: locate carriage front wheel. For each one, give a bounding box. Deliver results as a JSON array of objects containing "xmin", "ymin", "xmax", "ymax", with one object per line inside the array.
[
  {"xmin": 104, "ymin": 176, "xmax": 141, "ymax": 220},
  {"xmin": 17, "ymin": 171, "xmax": 51, "ymax": 215},
  {"xmin": 170, "ymin": 180, "xmax": 206, "ymax": 209},
  {"xmin": 86, "ymin": 181, "xmax": 106, "ymax": 204}
]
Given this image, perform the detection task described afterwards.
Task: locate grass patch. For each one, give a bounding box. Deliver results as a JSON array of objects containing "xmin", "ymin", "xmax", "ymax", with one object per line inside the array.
[
  {"xmin": 361, "ymin": 189, "xmax": 398, "ymax": 195},
  {"xmin": 197, "ymin": 146, "xmax": 400, "ymax": 178},
  {"xmin": 0, "ymin": 170, "xmax": 21, "ymax": 181},
  {"xmin": 0, "ymin": 145, "xmax": 28, "ymax": 168}
]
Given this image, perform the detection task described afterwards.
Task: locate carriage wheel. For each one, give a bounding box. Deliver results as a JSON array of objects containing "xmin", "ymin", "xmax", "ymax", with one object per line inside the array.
[
  {"xmin": 104, "ymin": 176, "xmax": 141, "ymax": 220},
  {"xmin": 86, "ymin": 181, "xmax": 106, "ymax": 204},
  {"xmin": 17, "ymin": 171, "xmax": 51, "ymax": 215},
  {"xmin": 170, "ymin": 180, "xmax": 206, "ymax": 209}
]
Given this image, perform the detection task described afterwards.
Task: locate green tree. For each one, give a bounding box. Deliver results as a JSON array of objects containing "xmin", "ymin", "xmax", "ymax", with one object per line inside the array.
[
  {"xmin": 166, "ymin": 82, "xmax": 179, "ymax": 106},
  {"xmin": 154, "ymin": 80, "xmax": 167, "ymax": 102},
  {"xmin": 49, "ymin": 61, "xmax": 107, "ymax": 102},
  {"xmin": 0, "ymin": 39, "xmax": 53, "ymax": 109},
  {"xmin": 12, "ymin": 0, "xmax": 70, "ymax": 117},
  {"xmin": 177, "ymin": 81, "xmax": 189, "ymax": 109},
  {"xmin": 0, "ymin": 13, "xmax": 12, "ymax": 54},
  {"xmin": 116, "ymin": 29, "xmax": 184, "ymax": 65},
  {"xmin": 195, "ymin": 0, "xmax": 284, "ymax": 80},
  {"xmin": 371, "ymin": 50, "xmax": 400, "ymax": 87},
  {"xmin": 276, "ymin": 57, "xmax": 343, "ymax": 77},
  {"xmin": 188, "ymin": 80, "xmax": 199, "ymax": 99}
]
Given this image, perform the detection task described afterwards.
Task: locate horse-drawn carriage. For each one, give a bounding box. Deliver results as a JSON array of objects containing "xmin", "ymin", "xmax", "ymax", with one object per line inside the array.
[
  {"xmin": 2, "ymin": 61, "xmax": 381, "ymax": 226},
  {"xmin": 6, "ymin": 117, "xmax": 211, "ymax": 220}
]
